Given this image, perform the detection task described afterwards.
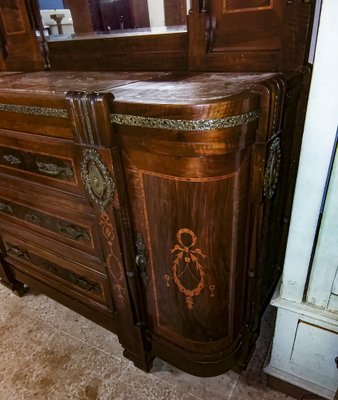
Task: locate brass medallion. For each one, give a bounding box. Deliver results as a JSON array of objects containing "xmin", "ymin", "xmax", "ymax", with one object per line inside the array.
[
  {"xmin": 80, "ymin": 149, "xmax": 115, "ymax": 211},
  {"xmin": 263, "ymin": 137, "xmax": 282, "ymax": 200}
]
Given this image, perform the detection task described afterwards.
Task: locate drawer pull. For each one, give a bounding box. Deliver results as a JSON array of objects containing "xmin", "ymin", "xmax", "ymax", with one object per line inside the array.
[
  {"xmin": 42, "ymin": 262, "xmax": 58, "ymax": 274},
  {"xmin": 69, "ymin": 273, "xmax": 101, "ymax": 293},
  {"xmin": 0, "ymin": 202, "xmax": 14, "ymax": 215},
  {"xmin": 25, "ymin": 212, "xmax": 42, "ymax": 223},
  {"xmin": 57, "ymin": 222, "xmax": 90, "ymax": 241},
  {"xmin": 135, "ymin": 232, "xmax": 149, "ymax": 287},
  {"xmin": 40, "ymin": 261, "xmax": 101, "ymax": 294},
  {"xmin": 3, "ymin": 154, "xmax": 22, "ymax": 165},
  {"xmin": 7, "ymin": 246, "xmax": 30, "ymax": 260},
  {"xmin": 36, "ymin": 161, "xmax": 74, "ymax": 178}
]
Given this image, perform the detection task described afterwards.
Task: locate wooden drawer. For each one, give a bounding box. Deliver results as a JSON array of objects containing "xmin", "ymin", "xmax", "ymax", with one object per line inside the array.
[
  {"xmin": 0, "ymin": 190, "xmax": 102, "ymax": 259},
  {"xmin": 0, "ymin": 129, "xmax": 83, "ymax": 196},
  {"xmin": 0, "ymin": 216, "xmax": 106, "ymax": 275},
  {"xmin": 1, "ymin": 233, "xmax": 113, "ymax": 313}
]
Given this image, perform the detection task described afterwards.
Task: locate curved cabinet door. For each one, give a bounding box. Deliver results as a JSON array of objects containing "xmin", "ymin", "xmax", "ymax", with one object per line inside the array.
[{"xmin": 116, "ymin": 92, "xmax": 262, "ymax": 376}]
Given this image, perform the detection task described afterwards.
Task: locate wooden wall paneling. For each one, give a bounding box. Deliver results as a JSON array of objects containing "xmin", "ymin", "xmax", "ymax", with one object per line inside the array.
[
  {"xmin": 129, "ymin": 0, "xmax": 150, "ymax": 28},
  {"xmin": 48, "ymin": 32, "xmax": 188, "ymax": 71},
  {"xmin": 164, "ymin": 0, "xmax": 187, "ymax": 26},
  {"xmin": 63, "ymin": 0, "xmax": 98, "ymax": 33},
  {"xmin": 98, "ymin": 0, "xmax": 133, "ymax": 31},
  {"xmin": 281, "ymin": 1, "xmax": 316, "ymax": 71}
]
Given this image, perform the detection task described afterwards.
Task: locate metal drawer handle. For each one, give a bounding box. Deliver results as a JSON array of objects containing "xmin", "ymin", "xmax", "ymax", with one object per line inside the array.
[
  {"xmin": 7, "ymin": 246, "xmax": 30, "ymax": 260},
  {"xmin": 135, "ymin": 232, "xmax": 149, "ymax": 287},
  {"xmin": 0, "ymin": 201, "xmax": 14, "ymax": 215},
  {"xmin": 35, "ymin": 161, "xmax": 74, "ymax": 178},
  {"xmin": 69, "ymin": 273, "xmax": 101, "ymax": 293},
  {"xmin": 25, "ymin": 212, "xmax": 42, "ymax": 223},
  {"xmin": 57, "ymin": 222, "xmax": 90, "ymax": 241},
  {"xmin": 3, "ymin": 154, "xmax": 22, "ymax": 165},
  {"xmin": 41, "ymin": 262, "xmax": 58, "ymax": 274}
]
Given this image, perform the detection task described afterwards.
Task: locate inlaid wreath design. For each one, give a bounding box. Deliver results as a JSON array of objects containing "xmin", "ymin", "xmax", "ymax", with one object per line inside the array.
[{"xmin": 165, "ymin": 228, "xmax": 215, "ymax": 310}]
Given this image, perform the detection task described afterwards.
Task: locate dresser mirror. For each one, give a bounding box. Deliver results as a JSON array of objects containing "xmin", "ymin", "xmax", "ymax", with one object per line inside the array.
[
  {"xmin": 0, "ymin": 1, "xmax": 314, "ymax": 79},
  {"xmin": 38, "ymin": 0, "xmax": 190, "ymax": 36}
]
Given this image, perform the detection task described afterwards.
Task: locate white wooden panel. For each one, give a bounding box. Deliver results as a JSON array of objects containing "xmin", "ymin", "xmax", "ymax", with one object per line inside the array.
[
  {"xmin": 280, "ymin": 0, "xmax": 338, "ymax": 303},
  {"xmin": 328, "ymin": 294, "xmax": 338, "ymax": 311},
  {"xmin": 266, "ymin": 308, "xmax": 338, "ymax": 399},
  {"xmin": 306, "ymin": 154, "xmax": 338, "ymax": 310},
  {"xmin": 331, "ymin": 269, "xmax": 338, "ymax": 295},
  {"xmin": 147, "ymin": 0, "xmax": 165, "ymax": 27},
  {"xmin": 291, "ymin": 322, "xmax": 338, "ymax": 392},
  {"xmin": 329, "ymin": 270, "xmax": 338, "ymax": 310}
]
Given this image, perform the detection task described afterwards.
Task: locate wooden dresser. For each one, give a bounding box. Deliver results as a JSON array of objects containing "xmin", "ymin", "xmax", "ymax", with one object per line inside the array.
[{"xmin": 0, "ymin": 69, "xmax": 309, "ymax": 376}]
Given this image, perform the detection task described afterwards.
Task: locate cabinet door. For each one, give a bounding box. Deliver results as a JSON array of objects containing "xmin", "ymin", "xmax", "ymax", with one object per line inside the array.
[
  {"xmin": 210, "ymin": 0, "xmax": 283, "ymax": 52},
  {"xmin": 201, "ymin": 0, "xmax": 314, "ymax": 71},
  {"xmin": 117, "ymin": 92, "xmax": 262, "ymax": 375}
]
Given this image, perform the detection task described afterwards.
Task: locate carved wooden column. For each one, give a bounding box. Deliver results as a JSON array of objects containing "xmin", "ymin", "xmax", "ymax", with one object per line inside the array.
[
  {"xmin": 187, "ymin": 0, "xmax": 208, "ymax": 70},
  {"xmin": 66, "ymin": 90, "xmax": 152, "ymax": 371}
]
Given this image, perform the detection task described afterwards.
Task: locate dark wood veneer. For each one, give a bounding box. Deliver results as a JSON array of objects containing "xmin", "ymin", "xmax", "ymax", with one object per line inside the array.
[
  {"xmin": 0, "ymin": 0, "xmax": 314, "ymax": 379},
  {"xmin": 1, "ymin": 0, "xmax": 315, "ymax": 73}
]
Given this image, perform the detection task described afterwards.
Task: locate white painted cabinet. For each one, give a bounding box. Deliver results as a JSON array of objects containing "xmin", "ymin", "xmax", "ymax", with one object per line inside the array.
[
  {"xmin": 306, "ymin": 147, "xmax": 338, "ymax": 313},
  {"xmin": 264, "ymin": 1, "xmax": 338, "ymax": 398}
]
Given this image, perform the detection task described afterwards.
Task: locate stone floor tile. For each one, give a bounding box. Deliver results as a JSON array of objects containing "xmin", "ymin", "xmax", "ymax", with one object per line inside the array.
[
  {"xmin": 107, "ymin": 362, "xmax": 183, "ymax": 400},
  {"xmin": 151, "ymin": 357, "xmax": 238, "ymax": 400},
  {"xmin": 6, "ymin": 329, "xmax": 126, "ymax": 400},
  {"xmin": 18, "ymin": 289, "xmax": 125, "ymax": 358},
  {"xmin": 0, "ymin": 284, "xmax": 287, "ymax": 400},
  {"xmin": 229, "ymin": 380, "xmax": 294, "ymax": 400}
]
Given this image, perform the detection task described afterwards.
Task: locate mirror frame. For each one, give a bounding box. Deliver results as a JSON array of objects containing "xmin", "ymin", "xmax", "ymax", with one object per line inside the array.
[{"xmin": 0, "ymin": 0, "xmax": 315, "ymax": 73}]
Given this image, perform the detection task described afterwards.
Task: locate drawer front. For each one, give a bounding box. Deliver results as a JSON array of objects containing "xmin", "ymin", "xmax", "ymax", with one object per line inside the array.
[
  {"xmin": 0, "ymin": 194, "xmax": 101, "ymax": 258},
  {"xmin": 0, "ymin": 219, "xmax": 105, "ymax": 274},
  {"xmin": 1, "ymin": 233, "xmax": 113, "ymax": 312},
  {"xmin": 0, "ymin": 129, "xmax": 83, "ymax": 196}
]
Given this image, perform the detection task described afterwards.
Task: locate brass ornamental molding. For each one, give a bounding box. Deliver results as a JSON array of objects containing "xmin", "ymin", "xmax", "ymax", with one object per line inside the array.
[
  {"xmin": 263, "ymin": 137, "xmax": 282, "ymax": 200},
  {"xmin": 110, "ymin": 109, "xmax": 261, "ymax": 131},
  {"xmin": 0, "ymin": 103, "xmax": 68, "ymax": 118}
]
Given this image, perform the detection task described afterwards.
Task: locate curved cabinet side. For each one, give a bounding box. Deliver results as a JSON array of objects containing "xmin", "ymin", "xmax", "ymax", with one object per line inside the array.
[{"xmin": 117, "ymin": 96, "xmax": 263, "ymax": 376}]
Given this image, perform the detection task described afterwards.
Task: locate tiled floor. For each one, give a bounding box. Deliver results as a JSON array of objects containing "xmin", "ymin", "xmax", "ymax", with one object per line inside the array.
[{"xmin": 0, "ymin": 284, "xmax": 293, "ymax": 400}]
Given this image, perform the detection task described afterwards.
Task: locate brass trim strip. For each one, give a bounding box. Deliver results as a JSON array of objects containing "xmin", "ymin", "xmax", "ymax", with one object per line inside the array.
[
  {"xmin": 110, "ymin": 109, "xmax": 260, "ymax": 131},
  {"xmin": 0, "ymin": 103, "xmax": 68, "ymax": 118}
]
